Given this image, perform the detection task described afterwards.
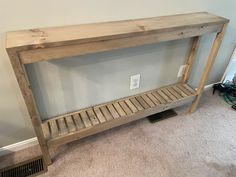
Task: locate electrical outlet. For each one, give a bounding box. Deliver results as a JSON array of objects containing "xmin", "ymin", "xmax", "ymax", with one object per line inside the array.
[
  {"xmin": 130, "ymin": 74, "xmax": 140, "ymax": 90},
  {"xmin": 177, "ymin": 65, "xmax": 186, "ymax": 78}
]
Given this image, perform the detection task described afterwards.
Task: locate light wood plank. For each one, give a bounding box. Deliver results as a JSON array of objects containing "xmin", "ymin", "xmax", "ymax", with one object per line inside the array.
[
  {"xmin": 107, "ymin": 104, "xmax": 120, "ymax": 119},
  {"xmin": 125, "ymin": 99, "xmax": 138, "ymax": 113},
  {"xmin": 113, "ymin": 102, "xmax": 127, "ymax": 117},
  {"xmin": 72, "ymin": 114, "xmax": 85, "ymax": 130},
  {"xmin": 182, "ymin": 36, "xmax": 200, "ymax": 83},
  {"xmin": 42, "ymin": 123, "xmax": 50, "ymax": 140},
  {"xmin": 162, "ymin": 89, "xmax": 177, "ymax": 101},
  {"xmin": 167, "ymin": 87, "xmax": 182, "ymax": 99},
  {"xmin": 80, "ymin": 111, "xmax": 92, "ymax": 128},
  {"xmin": 190, "ymin": 24, "xmax": 227, "ymax": 113},
  {"xmin": 20, "ymin": 23, "xmax": 222, "ymax": 63},
  {"xmin": 48, "ymin": 120, "xmax": 58, "ymax": 138},
  {"xmin": 7, "ymin": 12, "xmax": 227, "ymax": 52},
  {"xmin": 130, "ymin": 98, "xmax": 144, "ymax": 111},
  {"xmin": 56, "ymin": 118, "xmax": 68, "ymax": 136},
  {"xmin": 141, "ymin": 94, "xmax": 155, "ymax": 107},
  {"xmin": 177, "ymin": 85, "xmax": 192, "ymax": 96},
  {"xmin": 6, "ymin": 50, "xmax": 52, "ymax": 165},
  {"xmin": 93, "ymin": 107, "xmax": 107, "ymax": 123},
  {"xmin": 147, "ymin": 93, "xmax": 161, "ymax": 105},
  {"xmin": 65, "ymin": 116, "xmax": 76, "ymax": 132},
  {"xmin": 152, "ymin": 92, "xmax": 166, "ymax": 104},
  {"xmin": 172, "ymin": 85, "xmax": 188, "ymax": 97},
  {"xmin": 183, "ymin": 84, "xmax": 196, "ymax": 94},
  {"xmin": 136, "ymin": 96, "xmax": 150, "ymax": 109},
  {"xmin": 119, "ymin": 101, "xmax": 132, "ymax": 115},
  {"xmin": 100, "ymin": 106, "xmax": 113, "ymax": 121},
  {"xmin": 157, "ymin": 90, "xmax": 171, "ymax": 103},
  {"xmin": 87, "ymin": 109, "xmax": 100, "ymax": 125}
]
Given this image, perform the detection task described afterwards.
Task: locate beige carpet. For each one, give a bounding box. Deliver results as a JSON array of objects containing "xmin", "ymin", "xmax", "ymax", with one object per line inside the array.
[{"xmin": 1, "ymin": 91, "xmax": 236, "ymax": 177}]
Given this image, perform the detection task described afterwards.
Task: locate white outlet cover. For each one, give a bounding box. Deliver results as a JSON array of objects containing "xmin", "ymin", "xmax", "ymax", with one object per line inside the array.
[
  {"xmin": 177, "ymin": 65, "xmax": 186, "ymax": 78},
  {"xmin": 130, "ymin": 74, "xmax": 140, "ymax": 90}
]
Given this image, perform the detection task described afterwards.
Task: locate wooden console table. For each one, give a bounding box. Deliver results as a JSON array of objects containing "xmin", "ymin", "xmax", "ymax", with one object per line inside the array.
[{"xmin": 6, "ymin": 12, "xmax": 229, "ymax": 165}]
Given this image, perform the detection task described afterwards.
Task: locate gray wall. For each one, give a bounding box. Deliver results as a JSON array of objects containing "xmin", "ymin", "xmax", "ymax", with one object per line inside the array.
[{"xmin": 0, "ymin": 0, "xmax": 236, "ymax": 146}]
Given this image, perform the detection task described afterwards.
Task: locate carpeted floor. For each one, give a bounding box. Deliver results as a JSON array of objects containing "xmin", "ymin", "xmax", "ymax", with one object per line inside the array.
[{"xmin": 1, "ymin": 91, "xmax": 236, "ymax": 177}]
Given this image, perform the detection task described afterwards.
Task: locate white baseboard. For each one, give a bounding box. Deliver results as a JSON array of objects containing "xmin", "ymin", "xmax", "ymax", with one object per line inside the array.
[
  {"xmin": 203, "ymin": 82, "xmax": 219, "ymax": 91},
  {"xmin": 0, "ymin": 137, "xmax": 38, "ymax": 157},
  {"xmin": 0, "ymin": 82, "xmax": 218, "ymax": 157},
  {"xmin": 192, "ymin": 82, "xmax": 219, "ymax": 92}
]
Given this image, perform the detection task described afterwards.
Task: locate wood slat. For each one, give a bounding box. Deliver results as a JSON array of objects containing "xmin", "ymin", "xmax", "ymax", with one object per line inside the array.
[
  {"xmin": 177, "ymin": 85, "xmax": 192, "ymax": 96},
  {"xmin": 119, "ymin": 101, "xmax": 132, "ymax": 115},
  {"xmin": 136, "ymin": 96, "xmax": 150, "ymax": 109},
  {"xmin": 152, "ymin": 92, "xmax": 166, "ymax": 104},
  {"xmin": 80, "ymin": 111, "xmax": 92, "ymax": 128},
  {"xmin": 87, "ymin": 109, "xmax": 100, "ymax": 125},
  {"xmin": 107, "ymin": 104, "xmax": 120, "ymax": 118},
  {"xmin": 56, "ymin": 118, "xmax": 68, "ymax": 136},
  {"xmin": 146, "ymin": 93, "xmax": 160, "ymax": 105},
  {"xmin": 141, "ymin": 94, "xmax": 155, "ymax": 107},
  {"xmin": 162, "ymin": 89, "xmax": 177, "ymax": 101},
  {"xmin": 172, "ymin": 85, "xmax": 188, "ymax": 97},
  {"xmin": 130, "ymin": 98, "xmax": 144, "ymax": 111},
  {"xmin": 156, "ymin": 90, "xmax": 171, "ymax": 103},
  {"xmin": 93, "ymin": 107, "xmax": 107, "ymax": 123},
  {"xmin": 42, "ymin": 123, "xmax": 50, "ymax": 139},
  {"xmin": 167, "ymin": 87, "xmax": 182, "ymax": 99},
  {"xmin": 72, "ymin": 114, "xmax": 85, "ymax": 130},
  {"xmin": 100, "ymin": 106, "xmax": 113, "ymax": 121},
  {"xmin": 113, "ymin": 102, "xmax": 127, "ymax": 117},
  {"xmin": 65, "ymin": 116, "xmax": 76, "ymax": 132},
  {"xmin": 183, "ymin": 84, "xmax": 196, "ymax": 94},
  {"xmin": 124, "ymin": 99, "xmax": 138, "ymax": 113}
]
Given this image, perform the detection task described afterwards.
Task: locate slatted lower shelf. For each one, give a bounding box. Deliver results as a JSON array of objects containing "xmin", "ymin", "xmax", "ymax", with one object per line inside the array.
[{"xmin": 42, "ymin": 83, "xmax": 196, "ymax": 147}]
